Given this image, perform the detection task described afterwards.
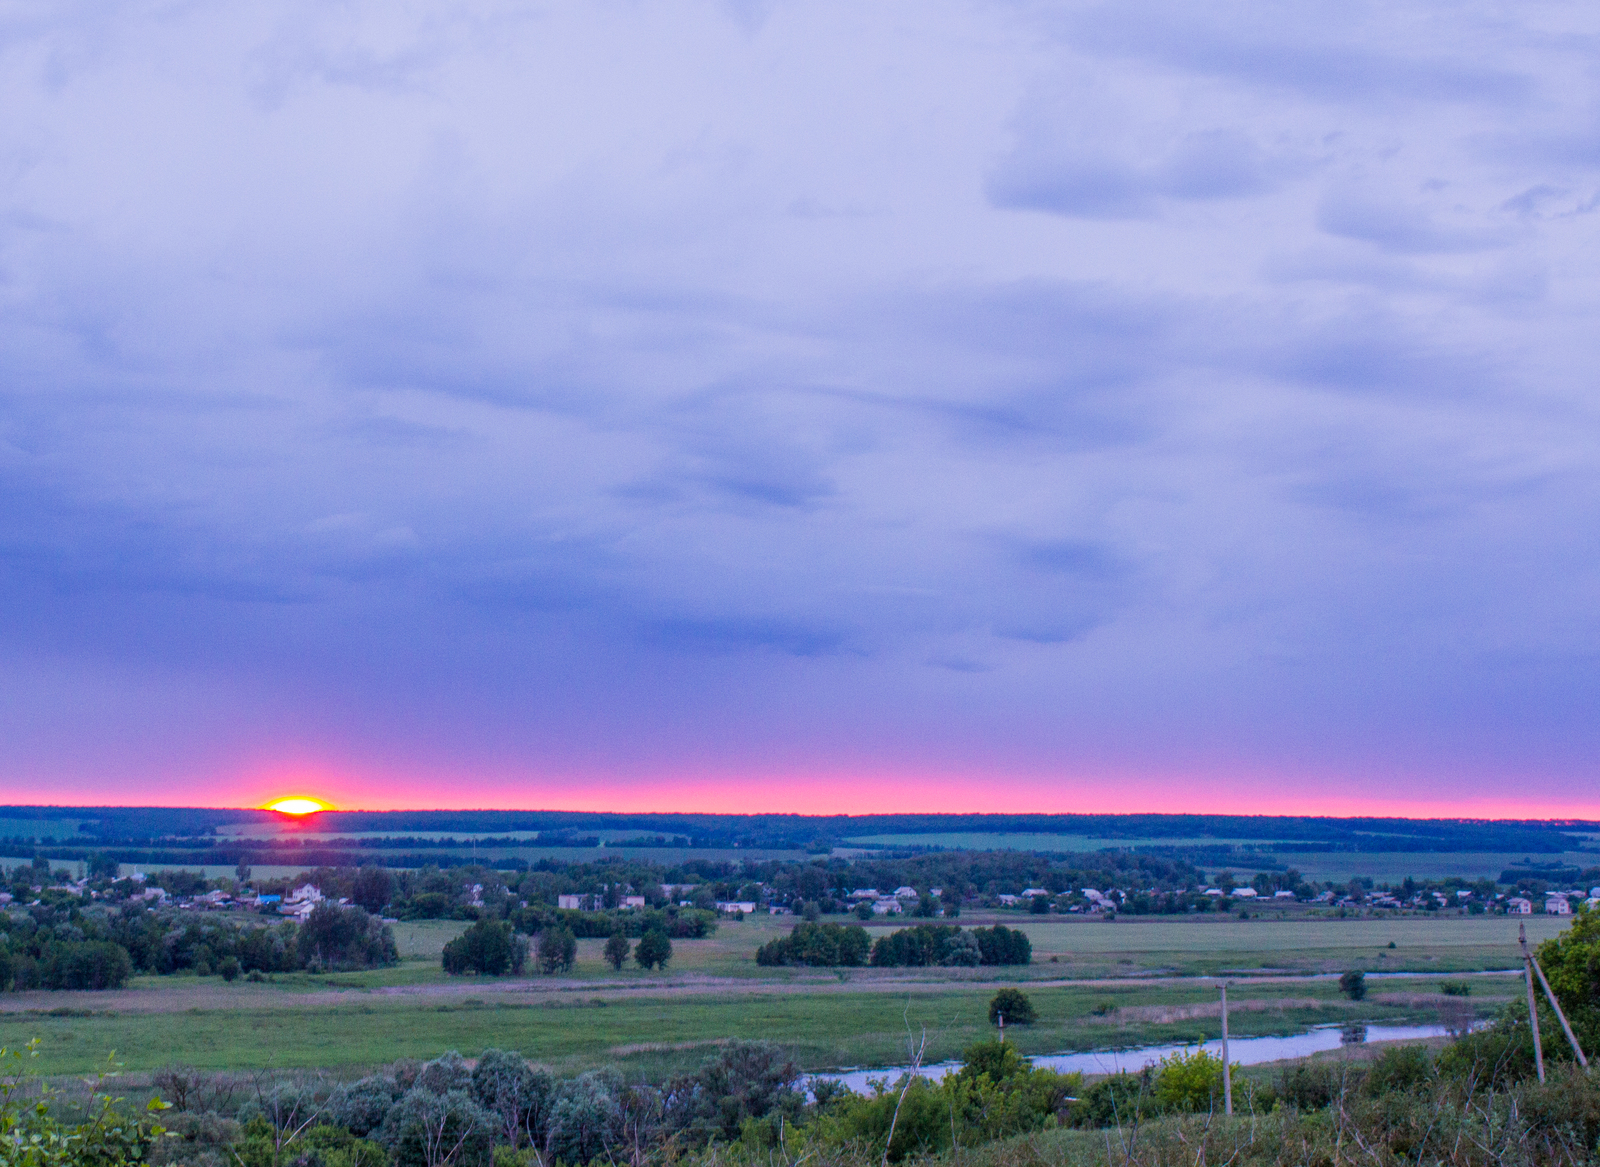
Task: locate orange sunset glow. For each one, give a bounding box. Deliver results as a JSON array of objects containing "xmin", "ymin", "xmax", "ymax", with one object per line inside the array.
[{"xmin": 265, "ymin": 797, "xmax": 331, "ymax": 815}]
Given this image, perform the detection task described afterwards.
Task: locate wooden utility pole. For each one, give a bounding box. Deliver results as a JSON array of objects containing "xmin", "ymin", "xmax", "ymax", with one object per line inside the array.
[
  {"xmin": 1220, "ymin": 982, "xmax": 1232, "ymax": 1116},
  {"xmin": 1521, "ymin": 922, "xmax": 1545, "ymax": 1083},
  {"xmin": 1522, "ymin": 921, "xmax": 1588, "ymax": 1069}
]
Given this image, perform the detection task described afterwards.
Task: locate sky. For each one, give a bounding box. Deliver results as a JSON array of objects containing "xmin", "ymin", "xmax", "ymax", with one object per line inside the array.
[{"xmin": 2, "ymin": 1, "xmax": 1599, "ymax": 817}]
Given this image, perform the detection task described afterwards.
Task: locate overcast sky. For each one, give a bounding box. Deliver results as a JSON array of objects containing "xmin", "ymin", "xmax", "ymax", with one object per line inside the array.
[{"xmin": 3, "ymin": 1, "xmax": 1598, "ymax": 815}]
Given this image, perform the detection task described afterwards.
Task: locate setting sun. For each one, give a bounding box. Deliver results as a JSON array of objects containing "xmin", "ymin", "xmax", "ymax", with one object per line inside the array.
[{"xmin": 266, "ymin": 797, "xmax": 331, "ymax": 815}]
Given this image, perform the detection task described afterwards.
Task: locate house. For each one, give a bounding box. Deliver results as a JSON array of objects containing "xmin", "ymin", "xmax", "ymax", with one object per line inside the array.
[
  {"xmin": 1508, "ymin": 898, "xmax": 1533, "ymax": 914},
  {"xmin": 621, "ymin": 895, "xmax": 646, "ymax": 910},
  {"xmin": 1233, "ymin": 888, "xmax": 1259, "ymax": 899},
  {"xmin": 997, "ymin": 894, "xmax": 1019, "ymax": 906},
  {"xmin": 1314, "ymin": 891, "xmax": 1335, "ymax": 902},
  {"xmin": 255, "ymin": 893, "xmax": 281, "ymax": 908},
  {"xmin": 871, "ymin": 899, "xmax": 901, "ymax": 914},
  {"xmin": 894, "ymin": 886, "xmax": 917, "ymax": 899},
  {"xmin": 558, "ymin": 894, "xmax": 600, "ymax": 910},
  {"xmin": 1203, "ymin": 888, "xmax": 1223, "ymax": 897},
  {"xmin": 716, "ymin": 901, "xmax": 756, "ymax": 915},
  {"xmin": 1591, "ymin": 886, "xmax": 1600, "ymax": 899},
  {"xmin": 1273, "ymin": 890, "xmax": 1296, "ymax": 899},
  {"xmin": 1546, "ymin": 897, "xmax": 1572, "ymax": 916},
  {"xmin": 1021, "ymin": 888, "xmax": 1049, "ymax": 898},
  {"xmin": 929, "ymin": 888, "xmax": 943, "ymax": 899},
  {"xmin": 849, "ymin": 888, "xmax": 879, "ymax": 901}
]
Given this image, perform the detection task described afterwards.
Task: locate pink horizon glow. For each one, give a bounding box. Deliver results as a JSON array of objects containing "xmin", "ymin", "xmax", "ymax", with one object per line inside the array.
[{"xmin": 12, "ymin": 763, "xmax": 1598, "ymax": 821}]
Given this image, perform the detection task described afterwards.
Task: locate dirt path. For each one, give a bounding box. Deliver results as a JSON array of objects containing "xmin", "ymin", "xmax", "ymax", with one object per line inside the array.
[{"xmin": 0, "ymin": 967, "xmax": 1523, "ymax": 1016}]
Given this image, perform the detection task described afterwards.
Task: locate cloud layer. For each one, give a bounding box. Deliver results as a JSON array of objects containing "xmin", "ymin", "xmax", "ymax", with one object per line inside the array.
[{"xmin": 2, "ymin": 0, "xmax": 1598, "ymax": 813}]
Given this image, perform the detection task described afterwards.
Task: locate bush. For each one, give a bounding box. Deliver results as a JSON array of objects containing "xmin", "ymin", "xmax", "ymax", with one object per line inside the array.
[
  {"xmin": 603, "ymin": 932, "xmax": 630, "ymax": 971},
  {"xmin": 1340, "ymin": 969, "xmax": 1367, "ymax": 1000},
  {"xmin": 664, "ymin": 1041, "xmax": 803, "ymax": 1144},
  {"xmin": 1441, "ymin": 980, "xmax": 1472, "ymax": 996},
  {"xmin": 1364, "ymin": 1043, "xmax": 1434, "ymax": 1096},
  {"xmin": 376, "ymin": 1087, "xmax": 493, "ymax": 1167},
  {"xmin": 442, "ymin": 920, "xmax": 526, "ymax": 976},
  {"xmin": 1152, "ymin": 1048, "xmax": 1229, "ymax": 1112},
  {"xmin": 329, "ymin": 1075, "xmax": 404, "ymax": 1137},
  {"xmin": 545, "ymin": 1069, "xmax": 624, "ymax": 1166},
  {"xmin": 470, "ymin": 1049, "xmax": 555, "ymax": 1150},
  {"xmin": 989, "ymin": 988, "xmax": 1036, "ymax": 1026}
]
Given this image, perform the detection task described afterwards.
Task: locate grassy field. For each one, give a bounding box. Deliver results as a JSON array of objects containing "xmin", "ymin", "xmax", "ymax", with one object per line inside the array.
[
  {"xmin": 0, "ymin": 913, "xmax": 1552, "ymax": 1079},
  {"xmin": 0, "ymin": 973, "xmax": 1506, "ymax": 1080}
]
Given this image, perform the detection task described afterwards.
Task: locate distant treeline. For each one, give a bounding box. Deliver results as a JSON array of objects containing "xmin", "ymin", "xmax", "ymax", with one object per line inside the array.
[{"xmin": 2, "ymin": 806, "xmax": 1593, "ymax": 856}]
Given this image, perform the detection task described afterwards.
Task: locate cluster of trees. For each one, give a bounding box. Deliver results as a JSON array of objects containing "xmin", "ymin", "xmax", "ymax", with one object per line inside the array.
[
  {"xmin": 0, "ymin": 901, "xmax": 397, "ymax": 992},
  {"xmin": 870, "ymin": 923, "xmax": 1032, "ymax": 968},
  {"xmin": 755, "ymin": 922, "xmax": 871, "ymax": 967}
]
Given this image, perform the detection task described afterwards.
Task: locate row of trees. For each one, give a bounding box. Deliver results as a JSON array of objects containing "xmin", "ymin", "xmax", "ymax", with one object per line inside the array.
[{"xmin": 0, "ymin": 902, "xmax": 397, "ymax": 992}]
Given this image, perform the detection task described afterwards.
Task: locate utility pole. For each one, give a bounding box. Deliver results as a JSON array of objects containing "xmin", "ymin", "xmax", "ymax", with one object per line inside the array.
[
  {"xmin": 1522, "ymin": 921, "xmax": 1588, "ymax": 1069},
  {"xmin": 1521, "ymin": 922, "xmax": 1545, "ymax": 1083},
  {"xmin": 1220, "ymin": 982, "xmax": 1233, "ymax": 1116}
]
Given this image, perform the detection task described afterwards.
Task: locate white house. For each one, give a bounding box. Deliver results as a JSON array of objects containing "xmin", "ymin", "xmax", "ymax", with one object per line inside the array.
[
  {"xmin": 621, "ymin": 895, "xmax": 646, "ymax": 909},
  {"xmin": 894, "ymin": 886, "xmax": 917, "ymax": 899},
  {"xmin": 1203, "ymin": 888, "xmax": 1224, "ymax": 897},
  {"xmin": 1508, "ymin": 897, "xmax": 1533, "ymax": 914},
  {"xmin": 1233, "ymin": 887, "xmax": 1259, "ymax": 899},
  {"xmin": 871, "ymin": 899, "xmax": 901, "ymax": 914},
  {"xmin": 558, "ymin": 893, "xmax": 601, "ymax": 910},
  {"xmin": 1022, "ymin": 888, "xmax": 1049, "ymax": 898},
  {"xmin": 716, "ymin": 901, "xmax": 756, "ymax": 915},
  {"xmin": 997, "ymin": 894, "xmax": 1020, "ymax": 906},
  {"xmin": 1546, "ymin": 896, "xmax": 1572, "ymax": 916},
  {"xmin": 1273, "ymin": 890, "xmax": 1295, "ymax": 899},
  {"xmin": 848, "ymin": 888, "xmax": 879, "ymax": 901}
]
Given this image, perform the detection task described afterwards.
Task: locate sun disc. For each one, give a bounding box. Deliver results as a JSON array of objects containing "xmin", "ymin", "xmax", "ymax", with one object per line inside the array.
[{"xmin": 267, "ymin": 797, "xmax": 330, "ymax": 815}]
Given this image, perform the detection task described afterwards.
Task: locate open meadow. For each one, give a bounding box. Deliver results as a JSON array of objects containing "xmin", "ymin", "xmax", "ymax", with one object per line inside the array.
[{"xmin": 0, "ymin": 911, "xmax": 1551, "ymax": 1079}]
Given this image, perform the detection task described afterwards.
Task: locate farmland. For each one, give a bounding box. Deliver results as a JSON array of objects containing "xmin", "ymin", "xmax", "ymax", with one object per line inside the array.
[{"xmin": 0, "ymin": 912, "xmax": 1554, "ymax": 1078}]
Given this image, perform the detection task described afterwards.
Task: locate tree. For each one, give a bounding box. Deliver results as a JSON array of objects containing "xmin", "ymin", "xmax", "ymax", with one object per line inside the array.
[
  {"xmin": 442, "ymin": 920, "xmax": 525, "ymax": 976},
  {"xmin": 603, "ymin": 932, "xmax": 630, "ymax": 971},
  {"xmin": 854, "ymin": 901, "xmax": 874, "ymax": 921},
  {"xmin": 1340, "ymin": 970, "xmax": 1367, "ymax": 1000},
  {"xmin": 219, "ymin": 955, "xmax": 241, "ymax": 982},
  {"xmin": 353, "ymin": 865, "xmax": 395, "ymax": 914},
  {"xmin": 989, "ymin": 988, "xmax": 1036, "ymax": 1026},
  {"xmin": 1535, "ymin": 905, "xmax": 1600, "ymax": 1051},
  {"xmin": 87, "ymin": 852, "xmax": 119, "ymax": 880},
  {"xmin": 235, "ymin": 859, "xmax": 252, "ymax": 885},
  {"xmin": 536, "ymin": 925, "xmax": 576, "ymax": 974},
  {"xmin": 469, "ymin": 1049, "xmax": 554, "ymax": 1150},
  {"xmin": 635, "ymin": 930, "xmax": 672, "ymax": 971},
  {"xmin": 297, "ymin": 904, "xmax": 399, "ymax": 971}
]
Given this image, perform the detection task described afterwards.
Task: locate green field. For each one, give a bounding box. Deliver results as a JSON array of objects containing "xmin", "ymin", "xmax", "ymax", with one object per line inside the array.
[{"xmin": 0, "ymin": 913, "xmax": 1553, "ymax": 1078}]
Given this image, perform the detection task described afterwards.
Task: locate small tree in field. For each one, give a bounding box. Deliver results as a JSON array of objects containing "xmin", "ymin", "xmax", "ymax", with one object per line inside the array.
[
  {"xmin": 1340, "ymin": 970, "xmax": 1367, "ymax": 1001},
  {"xmin": 603, "ymin": 932, "xmax": 630, "ymax": 971},
  {"xmin": 635, "ymin": 930, "xmax": 672, "ymax": 971},
  {"xmin": 989, "ymin": 988, "xmax": 1036, "ymax": 1026},
  {"xmin": 537, "ymin": 926, "xmax": 577, "ymax": 974}
]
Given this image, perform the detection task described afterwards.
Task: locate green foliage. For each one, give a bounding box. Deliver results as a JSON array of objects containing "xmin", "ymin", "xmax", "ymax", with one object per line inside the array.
[
  {"xmin": 0, "ymin": 1041, "xmax": 169, "ymax": 1167},
  {"xmin": 534, "ymin": 926, "xmax": 575, "ymax": 975},
  {"xmin": 663, "ymin": 1041, "xmax": 803, "ymax": 1145},
  {"xmin": 755, "ymin": 922, "xmax": 869, "ymax": 967},
  {"xmin": 868, "ymin": 924, "xmax": 1027, "ymax": 968},
  {"xmin": 988, "ymin": 988, "xmax": 1036, "ymax": 1026},
  {"xmin": 440, "ymin": 921, "xmax": 525, "ymax": 977},
  {"xmin": 1363, "ymin": 1043, "xmax": 1433, "ymax": 1096},
  {"xmin": 634, "ymin": 930, "xmax": 672, "ymax": 971},
  {"xmin": 1339, "ymin": 969, "xmax": 1367, "ymax": 1000},
  {"xmin": 1152, "ymin": 1048, "xmax": 1231, "ymax": 1112},
  {"xmin": 296, "ymin": 905, "xmax": 398, "ymax": 972},
  {"xmin": 1440, "ymin": 979, "xmax": 1472, "ymax": 996},
  {"xmin": 1535, "ymin": 905, "xmax": 1600, "ymax": 1053},
  {"xmin": 602, "ymin": 932, "xmax": 630, "ymax": 971}
]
